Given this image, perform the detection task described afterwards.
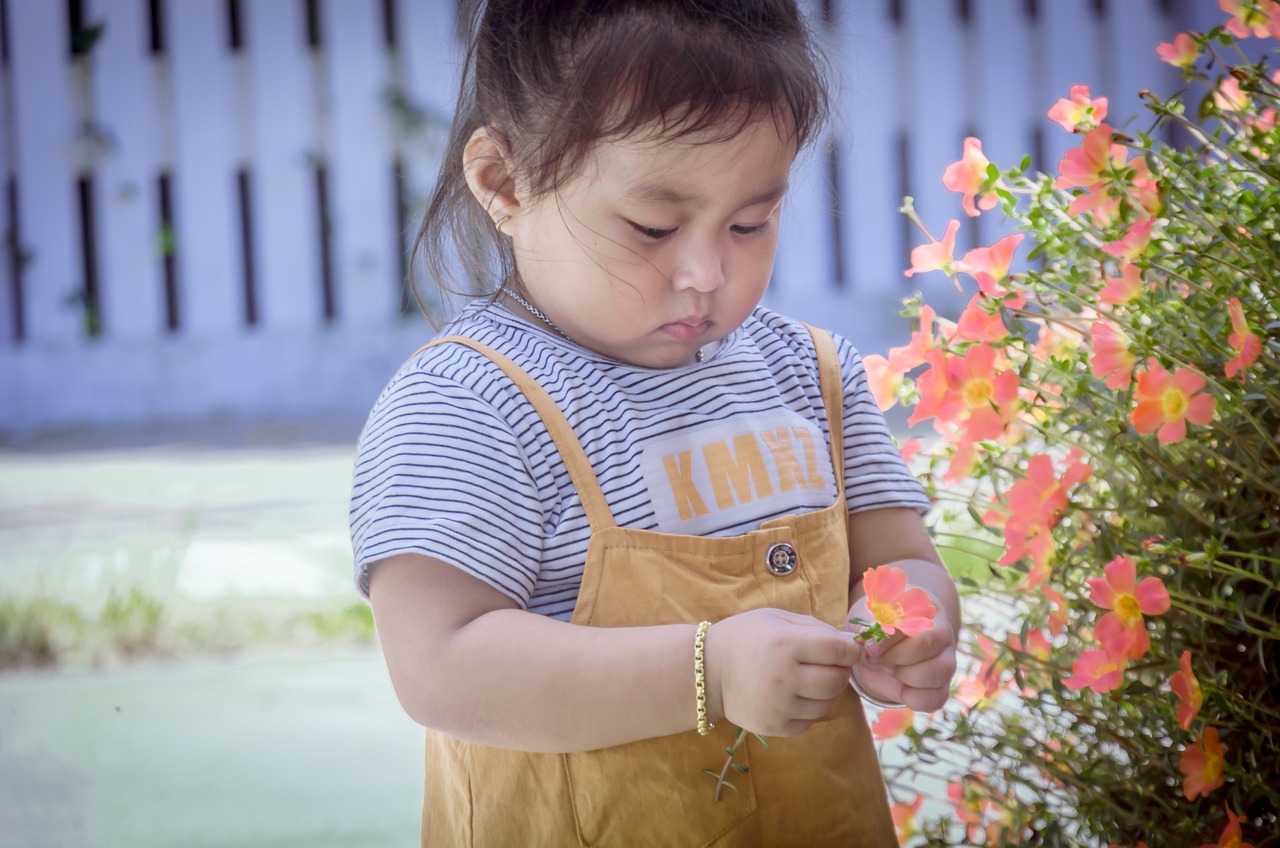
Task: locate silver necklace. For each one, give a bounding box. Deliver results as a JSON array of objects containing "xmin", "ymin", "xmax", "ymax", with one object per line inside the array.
[{"xmin": 499, "ymin": 286, "xmax": 704, "ymax": 363}]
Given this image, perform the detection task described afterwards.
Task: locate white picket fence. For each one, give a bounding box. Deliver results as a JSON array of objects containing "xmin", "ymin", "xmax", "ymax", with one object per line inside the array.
[{"xmin": 0, "ymin": 0, "xmax": 1206, "ymax": 439}]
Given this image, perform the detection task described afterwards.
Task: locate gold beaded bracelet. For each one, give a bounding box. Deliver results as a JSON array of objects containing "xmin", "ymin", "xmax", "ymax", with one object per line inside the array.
[{"xmin": 694, "ymin": 620, "xmax": 714, "ymax": 736}]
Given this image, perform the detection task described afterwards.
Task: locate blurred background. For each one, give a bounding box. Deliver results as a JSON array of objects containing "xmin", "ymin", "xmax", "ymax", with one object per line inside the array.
[{"xmin": 0, "ymin": 0, "xmax": 1217, "ymax": 845}]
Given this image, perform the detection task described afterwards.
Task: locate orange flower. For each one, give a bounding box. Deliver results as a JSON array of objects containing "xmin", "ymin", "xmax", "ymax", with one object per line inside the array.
[
  {"xmin": 871, "ymin": 708, "xmax": 916, "ymax": 740},
  {"xmin": 999, "ymin": 452, "xmax": 1092, "ymax": 576},
  {"xmin": 1132, "ymin": 359, "xmax": 1217, "ymax": 443},
  {"xmin": 1064, "ymin": 647, "xmax": 1128, "ymax": 693},
  {"xmin": 1200, "ymin": 804, "xmax": 1256, "ymax": 848},
  {"xmin": 1157, "ymin": 32, "xmax": 1199, "ymax": 68},
  {"xmin": 1180, "ymin": 725, "xmax": 1226, "ymax": 800},
  {"xmin": 943, "ymin": 137, "xmax": 1000, "ymax": 217},
  {"xmin": 1087, "ymin": 555, "xmax": 1171, "ymax": 661},
  {"xmin": 861, "ymin": 564, "xmax": 937, "ymax": 637},
  {"xmin": 1098, "ymin": 261, "xmax": 1144, "ymax": 305},
  {"xmin": 1090, "ymin": 320, "xmax": 1137, "ymax": 389},
  {"xmin": 1225, "ymin": 297, "xmax": 1263, "ymax": 379},
  {"xmin": 891, "ymin": 795, "xmax": 924, "ymax": 846},
  {"xmin": 909, "ymin": 345, "xmax": 1020, "ymax": 443},
  {"xmin": 905, "ymin": 219, "xmax": 961, "ymax": 277},
  {"xmin": 1047, "ymin": 84, "xmax": 1109, "ymax": 133},
  {"xmin": 1041, "ymin": 584, "xmax": 1069, "ymax": 636},
  {"xmin": 1170, "ymin": 649, "xmax": 1204, "ymax": 731}
]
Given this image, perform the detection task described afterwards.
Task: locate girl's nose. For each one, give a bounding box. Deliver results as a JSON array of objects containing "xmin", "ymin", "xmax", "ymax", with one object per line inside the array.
[{"xmin": 670, "ymin": 240, "xmax": 726, "ymax": 293}]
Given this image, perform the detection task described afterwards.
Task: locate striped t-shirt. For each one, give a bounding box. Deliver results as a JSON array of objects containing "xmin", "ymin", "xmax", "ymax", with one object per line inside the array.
[{"xmin": 350, "ymin": 302, "xmax": 930, "ymax": 619}]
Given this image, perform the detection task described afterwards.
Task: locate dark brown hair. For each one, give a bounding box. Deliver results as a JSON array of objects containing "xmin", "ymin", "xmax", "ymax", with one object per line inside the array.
[{"xmin": 412, "ymin": 0, "xmax": 830, "ymax": 315}]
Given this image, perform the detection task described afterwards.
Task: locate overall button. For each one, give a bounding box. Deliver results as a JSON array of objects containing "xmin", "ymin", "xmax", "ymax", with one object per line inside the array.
[{"xmin": 765, "ymin": 542, "xmax": 797, "ymax": 575}]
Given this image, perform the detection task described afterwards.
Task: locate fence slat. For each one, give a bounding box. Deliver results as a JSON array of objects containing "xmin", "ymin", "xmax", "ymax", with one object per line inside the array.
[
  {"xmin": 245, "ymin": 0, "xmax": 321, "ymax": 332},
  {"xmin": 94, "ymin": 0, "xmax": 165, "ymax": 341},
  {"xmin": 1109, "ymin": 0, "xmax": 1179, "ymax": 130},
  {"xmin": 0, "ymin": 35, "xmax": 13, "ymax": 350},
  {"xmin": 8, "ymin": 0, "xmax": 81, "ymax": 346},
  {"xmin": 837, "ymin": 3, "xmax": 903, "ymax": 296},
  {"xmin": 1037, "ymin": 3, "xmax": 1105, "ymax": 176},
  {"xmin": 169, "ymin": 0, "xmax": 242, "ymax": 338},
  {"xmin": 324, "ymin": 0, "xmax": 396, "ymax": 327},
  {"xmin": 901, "ymin": 0, "xmax": 970, "ymax": 316}
]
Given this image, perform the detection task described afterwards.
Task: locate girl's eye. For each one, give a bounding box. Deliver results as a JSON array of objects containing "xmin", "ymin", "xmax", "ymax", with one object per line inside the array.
[
  {"xmin": 731, "ymin": 221, "xmax": 773, "ymax": 236},
  {"xmin": 630, "ymin": 222, "xmax": 676, "ymax": 241}
]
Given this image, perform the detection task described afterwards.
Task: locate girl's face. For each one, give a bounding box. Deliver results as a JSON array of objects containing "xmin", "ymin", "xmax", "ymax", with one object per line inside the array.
[{"xmin": 507, "ymin": 118, "xmax": 796, "ymax": 369}]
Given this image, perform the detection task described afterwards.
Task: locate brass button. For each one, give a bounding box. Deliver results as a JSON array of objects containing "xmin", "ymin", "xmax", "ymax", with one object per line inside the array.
[{"xmin": 765, "ymin": 542, "xmax": 797, "ymax": 576}]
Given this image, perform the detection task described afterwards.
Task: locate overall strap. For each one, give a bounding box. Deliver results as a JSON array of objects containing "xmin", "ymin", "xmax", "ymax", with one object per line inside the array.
[
  {"xmin": 803, "ymin": 323, "xmax": 846, "ymax": 496},
  {"xmin": 415, "ymin": 336, "xmax": 617, "ymax": 534}
]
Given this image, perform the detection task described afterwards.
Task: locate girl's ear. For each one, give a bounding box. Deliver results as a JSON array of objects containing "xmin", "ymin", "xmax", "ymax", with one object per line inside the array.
[{"xmin": 463, "ymin": 127, "xmax": 520, "ymax": 234}]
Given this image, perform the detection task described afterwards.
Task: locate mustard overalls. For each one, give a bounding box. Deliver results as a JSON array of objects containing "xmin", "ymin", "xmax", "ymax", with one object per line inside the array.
[{"xmin": 415, "ymin": 326, "xmax": 897, "ymax": 847}]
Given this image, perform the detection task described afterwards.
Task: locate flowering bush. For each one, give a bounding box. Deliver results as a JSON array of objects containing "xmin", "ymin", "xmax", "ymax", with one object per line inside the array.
[{"xmin": 865, "ymin": 4, "xmax": 1280, "ymax": 846}]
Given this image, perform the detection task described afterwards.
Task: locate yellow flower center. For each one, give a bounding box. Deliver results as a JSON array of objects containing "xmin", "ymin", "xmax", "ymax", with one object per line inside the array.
[
  {"xmin": 1161, "ymin": 387, "xmax": 1188, "ymax": 418},
  {"xmin": 869, "ymin": 600, "xmax": 903, "ymax": 626},
  {"xmin": 1115, "ymin": 594, "xmax": 1143, "ymax": 627},
  {"xmin": 963, "ymin": 377, "xmax": 995, "ymax": 407}
]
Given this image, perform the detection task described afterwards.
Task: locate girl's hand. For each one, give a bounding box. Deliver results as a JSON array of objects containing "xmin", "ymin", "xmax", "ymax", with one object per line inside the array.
[
  {"xmin": 705, "ymin": 608, "xmax": 864, "ymax": 737},
  {"xmin": 847, "ymin": 596, "xmax": 956, "ymax": 713}
]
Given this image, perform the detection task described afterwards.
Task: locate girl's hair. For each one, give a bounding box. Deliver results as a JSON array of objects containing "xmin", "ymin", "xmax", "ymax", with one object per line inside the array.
[{"xmin": 412, "ymin": 0, "xmax": 830, "ymax": 315}]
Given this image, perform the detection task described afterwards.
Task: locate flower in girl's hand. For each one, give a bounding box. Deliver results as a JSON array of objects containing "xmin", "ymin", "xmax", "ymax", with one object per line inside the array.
[{"xmin": 849, "ymin": 565, "xmax": 938, "ymax": 642}]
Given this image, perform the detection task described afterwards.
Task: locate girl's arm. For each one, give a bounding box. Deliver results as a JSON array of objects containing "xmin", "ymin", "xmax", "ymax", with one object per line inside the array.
[
  {"xmin": 370, "ymin": 553, "xmax": 862, "ymax": 753},
  {"xmin": 846, "ymin": 506, "xmax": 961, "ymax": 712}
]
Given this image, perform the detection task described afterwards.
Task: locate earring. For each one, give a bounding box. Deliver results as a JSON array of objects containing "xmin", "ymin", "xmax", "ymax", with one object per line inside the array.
[{"xmin": 494, "ymin": 213, "xmax": 512, "ymax": 232}]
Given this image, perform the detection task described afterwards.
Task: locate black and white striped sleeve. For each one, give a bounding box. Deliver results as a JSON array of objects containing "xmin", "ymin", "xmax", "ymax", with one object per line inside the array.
[
  {"xmin": 835, "ymin": 334, "xmax": 932, "ymax": 517},
  {"xmin": 349, "ymin": 362, "xmax": 548, "ymax": 604}
]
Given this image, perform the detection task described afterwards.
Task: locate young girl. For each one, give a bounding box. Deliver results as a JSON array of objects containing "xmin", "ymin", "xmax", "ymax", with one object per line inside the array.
[{"xmin": 351, "ymin": 1, "xmax": 960, "ymax": 845}]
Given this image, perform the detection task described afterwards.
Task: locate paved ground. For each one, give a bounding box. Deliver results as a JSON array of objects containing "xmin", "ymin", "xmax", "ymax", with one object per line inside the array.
[
  {"xmin": 0, "ymin": 424, "xmax": 425, "ymax": 847},
  {"xmin": 0, "ymin": 650, "xmax": 423, "ymax": 848}
]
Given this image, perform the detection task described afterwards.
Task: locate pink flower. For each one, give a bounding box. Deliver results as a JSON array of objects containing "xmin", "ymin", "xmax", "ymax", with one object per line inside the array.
[
  {"xmin": 871, "ymin": 708, "xmax": 915, "ymax": 739},
  {"xmin": 1170, "ymin": 650, "xmax": 1204, "ymax": 731},
  {"xmin": 1047, "ymin": 85, "xmax": 1109, "ymax": 133},
  {"xmin": 955, "ymin": 295, "xmax": 1009, "ymax": 343},
  {"xmin": 1220, "ymin": 0, "xmax": 1278, "ymax": 38},
  {"xmin": 861, "ymin": 564, "xmax": 938, "ymax": 637},
  {"xmin": 1056, "ymin": 124, "xmax": 1127, "ymax": 191},
  {"xmin": 1087, "ymin": 555, "xmax": 1171, "ymax": 661},
  {"xmin": 999, "ymin": 453, "xmax": 1092, "ymax": 577},
  {"xmin": 1214, "ymin": 76, "xmax": 1250, "ymax": 112},
  {"xmin": 1131, "ymin": 359, "xmax": 1217, "ymax": 443},
  {"xmin": 943, "ymin": 137, "xmax": 1000, "ymax": 217},
  {"xmin": 898, "ymin": 439, "xmax": 924, "ymax": 468},
  {"xmin": 1098, "ymin": 261, "xmax": 1144, "ymax": 305},
  {"xmin": 905, "ymin": 220, "xmax": 961, "ymax": 277},
  {"xmin": 887, "ymin": 304, "xmax": 939, "ymax": 373},
  {"xmin": 1157, "ymin": 33, "xmax": 1200, "ymax": 69},
  {"xmin": 862, "ymin": 354, "xmax": 900, "ymax": 411},
  {"xmin": 1101, "ymin": 218, "xmax": 1154, "ymax": 259},
  {"xmin": 1090, "ymin": 320, "xmax": 1136, "ymax": 389},
  {"xmin": 1225, "ymin": 297, "xmax": 1263, "ymax": 379},
  {"xmin": 1064, "ymin": 648, "xmax": 1128, "ymax": 693},
  {"xmin": 958, "ymin": 234, "xmax": 1024, "ymax": 297}
]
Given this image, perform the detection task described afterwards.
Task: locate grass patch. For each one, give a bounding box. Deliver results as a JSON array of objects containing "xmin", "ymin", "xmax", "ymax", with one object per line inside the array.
[{"xmin": 0, "ymin": 589, "xmax": 377, "ymax": 670}]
